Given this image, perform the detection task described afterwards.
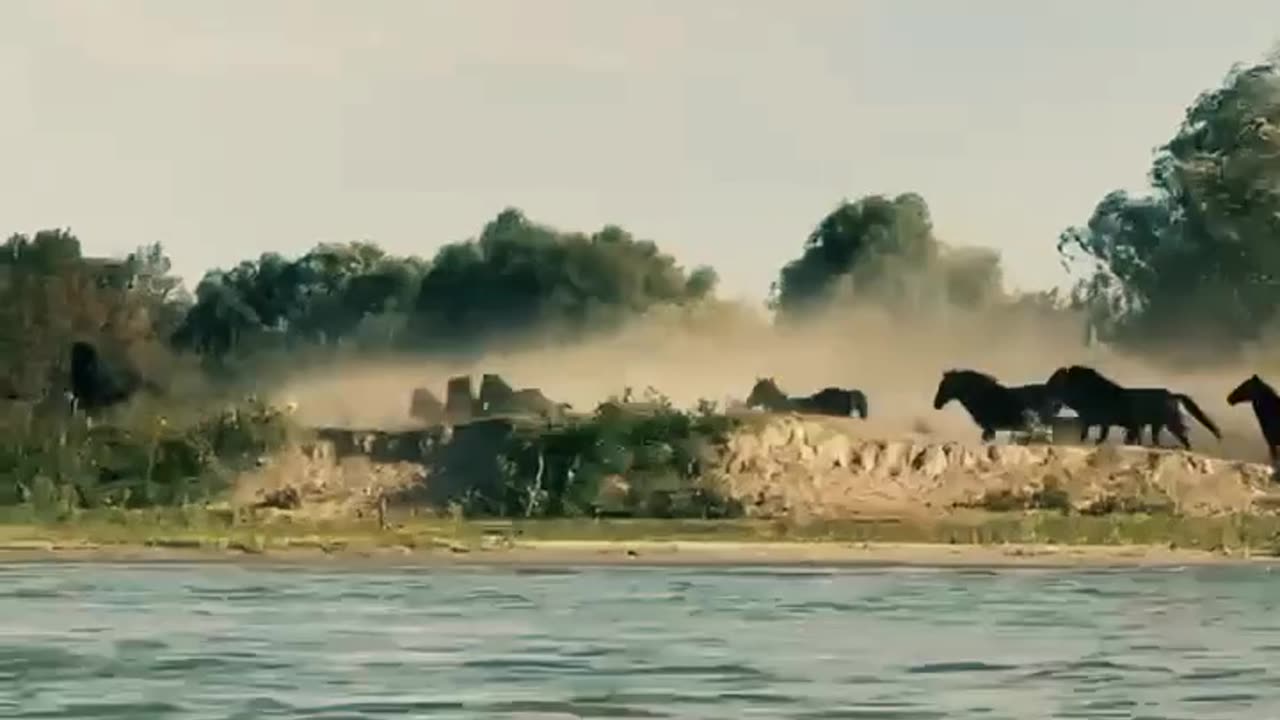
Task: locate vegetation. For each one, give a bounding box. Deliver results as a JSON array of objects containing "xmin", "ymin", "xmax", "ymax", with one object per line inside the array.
[
  {"xmin": 0, "ymin": 396, "xmax": 291, "ymax": 520},
  {"xmin": 3, "ymin": 51, "xmax": 1280, "ymax": 546},
  {"xmin": 6, "ymin": 511, "xmax": 1280, "ymax": 558},
  {"xmin": 471, "ymin": 395, "xmax": 743, "ymax": 520},
  {"xmin": 770, "ymin": 192, "xmax": 1010, "ymax": 318},
  {"xmin": 1060, "ymin": 55, "xmax": 1280, "ymax": 358}
]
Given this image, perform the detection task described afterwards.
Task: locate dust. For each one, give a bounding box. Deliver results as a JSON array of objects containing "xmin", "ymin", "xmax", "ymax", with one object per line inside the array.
[{"xmin": 267, "ymin": 300, "xmax": 1274, "ymax": 464}]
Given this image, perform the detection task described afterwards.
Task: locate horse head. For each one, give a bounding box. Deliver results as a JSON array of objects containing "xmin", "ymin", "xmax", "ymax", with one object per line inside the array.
[
  {"xmin": 933, "ymin": 370, "xmax": 959, "ymax": 409},
  {"xmin": 1228, "ymin": 374, "xmax": 1265, "ymax": 405},
  {"xmin": 933, "ymin": 369, "xmax": 994, "ymax": 409},
  {"xmin": 746, "ymin": 377, "xmax": 783, "ymax": 409}
]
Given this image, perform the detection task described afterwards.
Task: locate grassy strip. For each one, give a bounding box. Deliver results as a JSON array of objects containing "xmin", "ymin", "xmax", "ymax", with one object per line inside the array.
[{"xmin": 0, "ymin": 509, "xmax": 1278, "ymax": 556}]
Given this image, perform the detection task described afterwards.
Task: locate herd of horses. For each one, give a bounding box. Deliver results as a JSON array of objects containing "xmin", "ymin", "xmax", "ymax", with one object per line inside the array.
[
  {"xmin": 409, "ymin": 373, "xmax": 573, "ymax": 425},
  {"xmin": 31, "ymin": 340, "xmax": 1280, "ymax": 465},
  {"xmin": 746, "ymin": 367, "xmax": 1280, "ymax": 463}
]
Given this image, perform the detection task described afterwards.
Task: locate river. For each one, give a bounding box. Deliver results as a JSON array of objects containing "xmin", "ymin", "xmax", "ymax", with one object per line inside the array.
[{"xmin": 1, "ymin": 562, "xmax": 1278, "ymax": 718}]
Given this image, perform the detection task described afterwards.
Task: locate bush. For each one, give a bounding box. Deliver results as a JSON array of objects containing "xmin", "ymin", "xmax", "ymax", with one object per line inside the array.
[
  {"xmin": 479, "ymin": 398, "xmax": 743, "ymax": 520},
  {"xmin": 0, "ymin": 396, "xmax": 294, "ymax": 514}
]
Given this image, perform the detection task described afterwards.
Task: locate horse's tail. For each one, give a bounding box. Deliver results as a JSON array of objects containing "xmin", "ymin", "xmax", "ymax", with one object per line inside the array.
[
  {"xmin": 1173, "ymin": 393, "xmax": 1221, "ymax": 439},
  {"xmin": 853, "ymin": 391, "xmax": 868, "ymax": 419}
]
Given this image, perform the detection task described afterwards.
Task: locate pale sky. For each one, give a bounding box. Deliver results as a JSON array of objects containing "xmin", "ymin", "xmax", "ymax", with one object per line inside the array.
[{"xmin": 3, "ymin": 1, "xmax": 1279, "ymax": 304}]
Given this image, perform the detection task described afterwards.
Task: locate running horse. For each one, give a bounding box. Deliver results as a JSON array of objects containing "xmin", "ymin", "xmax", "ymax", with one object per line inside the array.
[
  {"xmin": 1044, "ymin": 365, "xmax": 1220, "ymax": 450},
  {"xmin": 68, "ymin": 340, "xmax": 162, "ymax": 418},
  {"xmin": 744, "ymin": 377, "xmax": 868, "ymax": 419},
  {"xmin": 1227, "ymin": 374, "xmax": 1280, "ymax": 466},
  {"xmin": 478, "ymin": 373, "xmax": 572, "ymax": 421},
  {"xmin": 932, "ymin": 369, "xmax": 1061, "ymax": 443}
]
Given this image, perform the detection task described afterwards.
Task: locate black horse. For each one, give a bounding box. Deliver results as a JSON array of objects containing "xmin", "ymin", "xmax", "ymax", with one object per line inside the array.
[
  {"xmin": 1227, "ymin": 374, "xmax": 1280, "ymax": 465},
  {"xmin": 478, "ymin": 373, "xmax": 571, "ymax": 420},
  {"xmin": 932, "ymin": 369, "xmax": 1061, "ymax": 443},
  {"xmin": 1044, "ymin": 365, "xmax": 1220, "ymax": 449},
  {"xmin": 69, "ymin": 340, "xmax": 158, "ymax": 415},
  {"xmin": 408, "ymin": 386, "xmax": 446, "ymax": 425},
  {"xmin": 745, "ymin": 377, "xmax": 869, "ymax": 419}
]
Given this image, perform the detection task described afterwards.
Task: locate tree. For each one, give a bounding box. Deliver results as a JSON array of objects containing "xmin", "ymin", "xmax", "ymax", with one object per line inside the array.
[
  {"xmin": 1060, "ymin": 55, "xmax": 1280, "ymax": 351},
  {"xmin": 407, "ymin": 208, "xmax": 717, "ymax": 351},
  {"xmin": 0, "ymin": 231, "xmax": 185, "ymax": 399},
  {"xmin": 771, "ymin": 193, "xmax": 1004, "ymax": 318},
  {"xmin": 171, "ymin": 242, "xmax": 429, "ymax": 360}
]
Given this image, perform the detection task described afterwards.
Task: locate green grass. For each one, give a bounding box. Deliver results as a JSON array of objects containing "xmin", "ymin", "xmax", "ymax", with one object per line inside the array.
[{"xmin": 1, "ymin": 508, "xmax": 1279, "ymax": 556}]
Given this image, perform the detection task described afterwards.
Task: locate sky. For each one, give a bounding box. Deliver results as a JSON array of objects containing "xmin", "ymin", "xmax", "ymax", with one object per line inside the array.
[{"xmin": 3, "ymin": 1, "xmax": 1280, "ymax": 304}]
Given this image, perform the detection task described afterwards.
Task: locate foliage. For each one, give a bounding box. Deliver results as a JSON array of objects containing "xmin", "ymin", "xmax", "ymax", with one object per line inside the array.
[
  {"xmin": 0, "ymin": 397, "xmax": 293, "ymax": 518},
  {"xmin": 170, "ymin": 208, "xmax": 716, "ymax": 365},
  {"xmin": 171, "ymin": 241, "xmax": 428, "ymax": 363},
  {"xmin": 461, "ymin": 394, "xmax": 742, "ymax": 520},
  {"xmin": 408, "ymin": 208, "xmax": 717, "ymax": 354},
  {"xmin": 770, "ymin": 193, "xmax": 1006, "ymax": 318},
  {"xmin": 1060, "ymin": 55, "xmax": 1280, "ymax": 354},
  {"xmin": 0, "ymin": 230, "xmax": 187, "ymax": 400}
]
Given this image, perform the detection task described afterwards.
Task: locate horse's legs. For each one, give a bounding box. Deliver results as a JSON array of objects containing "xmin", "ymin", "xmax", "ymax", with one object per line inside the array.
[
  {"xmin": 1170, "ymin": 424, "xmax": 1192, "ymax": 451},
  {"xmin": 1096, "ymin": 424, "xmax": 1111, "ymax": 444},
  {"xmin": 1122, "ymin": 425, "xmax": 1142, "ymax": 445}
]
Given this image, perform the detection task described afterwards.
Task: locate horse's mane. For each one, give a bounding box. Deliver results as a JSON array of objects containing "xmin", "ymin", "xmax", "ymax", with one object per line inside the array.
[
  {"xmin": 1254, "ymin": 374, "xmax": 1278, "ymax": 395},
  {"xmin": 943, "ymin": 368, "xmax": 999, "ymax": 386},
  {"xmin": 1065, "ymin": 365, "xmax": 1123, "ymax": 391},
  {"xmin": 481, "ymin": 373, "xmax": 514, "ymax": 394}
]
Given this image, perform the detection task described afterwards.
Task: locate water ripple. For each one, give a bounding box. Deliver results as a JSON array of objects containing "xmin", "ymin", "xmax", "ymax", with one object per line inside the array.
[{"xmin": 1, "ymin": 563, "xmax": 1279, "ymax": 718}]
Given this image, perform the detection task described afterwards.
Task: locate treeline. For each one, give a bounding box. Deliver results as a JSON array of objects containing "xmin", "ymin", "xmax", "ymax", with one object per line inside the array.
[{"xmin": 6, "ymin": 53, "xmax": 1280, "ymax": 402}]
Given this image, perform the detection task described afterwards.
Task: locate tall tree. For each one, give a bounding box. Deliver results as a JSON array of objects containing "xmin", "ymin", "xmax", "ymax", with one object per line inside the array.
[
  {"xmin": 171, "ymin": 242, "xmax": 428, "ymax": 360},
  {"xmin": 1060, "ymin": 55, "xmax": 1280, "ymax": 350},
  {"xmin": 0, "ymin": 231, "xmax": 183, "ymax": 398},
  {"xmin": 408, "ymin": 208, "xmax": 717, "ymax": 351},
  {"xmin": 771, "ymin": 193, "xmax": 1004, "ymax": 318}
]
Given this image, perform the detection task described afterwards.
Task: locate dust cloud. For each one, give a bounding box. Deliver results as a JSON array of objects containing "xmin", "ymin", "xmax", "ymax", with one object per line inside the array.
[{"xmin": 270, "ymin": 301, "xmax": 1274, "ymax": 464}]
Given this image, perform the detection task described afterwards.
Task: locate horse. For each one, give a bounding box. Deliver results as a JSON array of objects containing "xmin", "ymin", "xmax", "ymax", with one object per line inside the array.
[
  {"xmin": 1227, "ymin": 374, "xmax": 1280, "ymax": 465},
  {"xmin": 1044, "ymin": 365, "xmax": 1220, "ymax": 450},
  {"xmin": 408, "ymin": 386, "xmax": 446, "ymax": 425},
  {"xmin": 68, "ymin": 340, "xmax": 160, "ymax": 416},
  {"xmin": 444, "ymin": 375, "xmax": 479, "ymax": 422},
  {"xmin": 478, "ymin": 373, "xmax": 571, "ymax": 420},
  {"xmin": 932, "ymin": 369, "xmax": 1061, "ymax": 443},
  {"xmin": 744, "ymin": 377, "xmax": 869, "ymax": 419}
]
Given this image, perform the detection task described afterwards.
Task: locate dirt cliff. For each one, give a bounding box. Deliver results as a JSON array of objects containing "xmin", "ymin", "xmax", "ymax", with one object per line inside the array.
[
  {"xmin": 230, "ymin": 413, "xmax": 1280, "ymax": 521},
  {"xmin": 708, "ymin": 415, "xmax": 1278, "ymax": 520}
]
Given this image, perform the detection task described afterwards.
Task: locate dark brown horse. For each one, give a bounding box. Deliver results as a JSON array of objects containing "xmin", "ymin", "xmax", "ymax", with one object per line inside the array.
[
  {"xmin": 1045, "ymin": 365, "xmax": 1219, "ymax": 449},
  {"xmin": 745, "ymin": 377, "xmax": 868, "ymax": 419},
  {"xmin": 932, "ymin": 369, "xmax": 1061, "ymax": 443},
  {"xmin": 478, "ymin": 373, "xmax": 571, "ymax": 420},
  {"xmin": 408, "ymin": 386, "xmax": 446, "ymax": 424},
  {"xmin": 68, "ymin": 340, "xmax": 161, "ymax": 415},
  {"xmin": 1228, "ymin": 374, "xmax": 1280, "ymax": 466},
  {"xmin": 444, "ymin": 375, "xmax": 479, "ymax": 423}
]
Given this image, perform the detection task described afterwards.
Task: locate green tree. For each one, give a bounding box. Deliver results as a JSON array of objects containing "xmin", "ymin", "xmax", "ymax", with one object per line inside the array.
[
  {"xmin": 0, "ymin": 231, "xmax": 185, "ymax": 399},
  {"xmin": 1060, "ymin": 55, "xmax": 1280, "ymax": 351},
  {"xmin": 408, "ymin": 208, "xmax": 717, "ymax": 351},
  {"xmin": 171, "ymin": 242, "xmax": 428, "ymax": 360},
  {"xmin": 771, "ymin": 193, "xmax": 1004, "ymax": 317}
]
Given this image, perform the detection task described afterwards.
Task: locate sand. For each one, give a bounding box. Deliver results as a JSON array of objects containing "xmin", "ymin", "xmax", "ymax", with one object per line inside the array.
[{"xmin": 0, "ymin": 539, "xmax": 1272, "ymax": 568}]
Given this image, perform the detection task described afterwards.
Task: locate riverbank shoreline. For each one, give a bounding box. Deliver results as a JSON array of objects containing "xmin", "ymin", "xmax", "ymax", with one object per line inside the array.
[{"xmin": 0, "ymin": 539, "xmax": 1274, "ymax": 568}]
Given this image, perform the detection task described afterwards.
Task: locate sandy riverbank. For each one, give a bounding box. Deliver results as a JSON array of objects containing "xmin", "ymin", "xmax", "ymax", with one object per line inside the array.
[{"xmin": 0, "ymin": 539, "xmax": 1273, "ymax": 568}]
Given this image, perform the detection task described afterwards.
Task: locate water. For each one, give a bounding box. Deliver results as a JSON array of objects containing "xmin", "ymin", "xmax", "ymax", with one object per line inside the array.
[{"xmin": 2, "ymin": 563, "xmax": 1280, "ymax": 719}]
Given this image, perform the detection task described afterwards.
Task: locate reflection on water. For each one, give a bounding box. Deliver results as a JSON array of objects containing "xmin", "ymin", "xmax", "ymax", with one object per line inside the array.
[{"xmin": 1, "ymin": 562, "xmax": 1279, "ymax": 718}]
